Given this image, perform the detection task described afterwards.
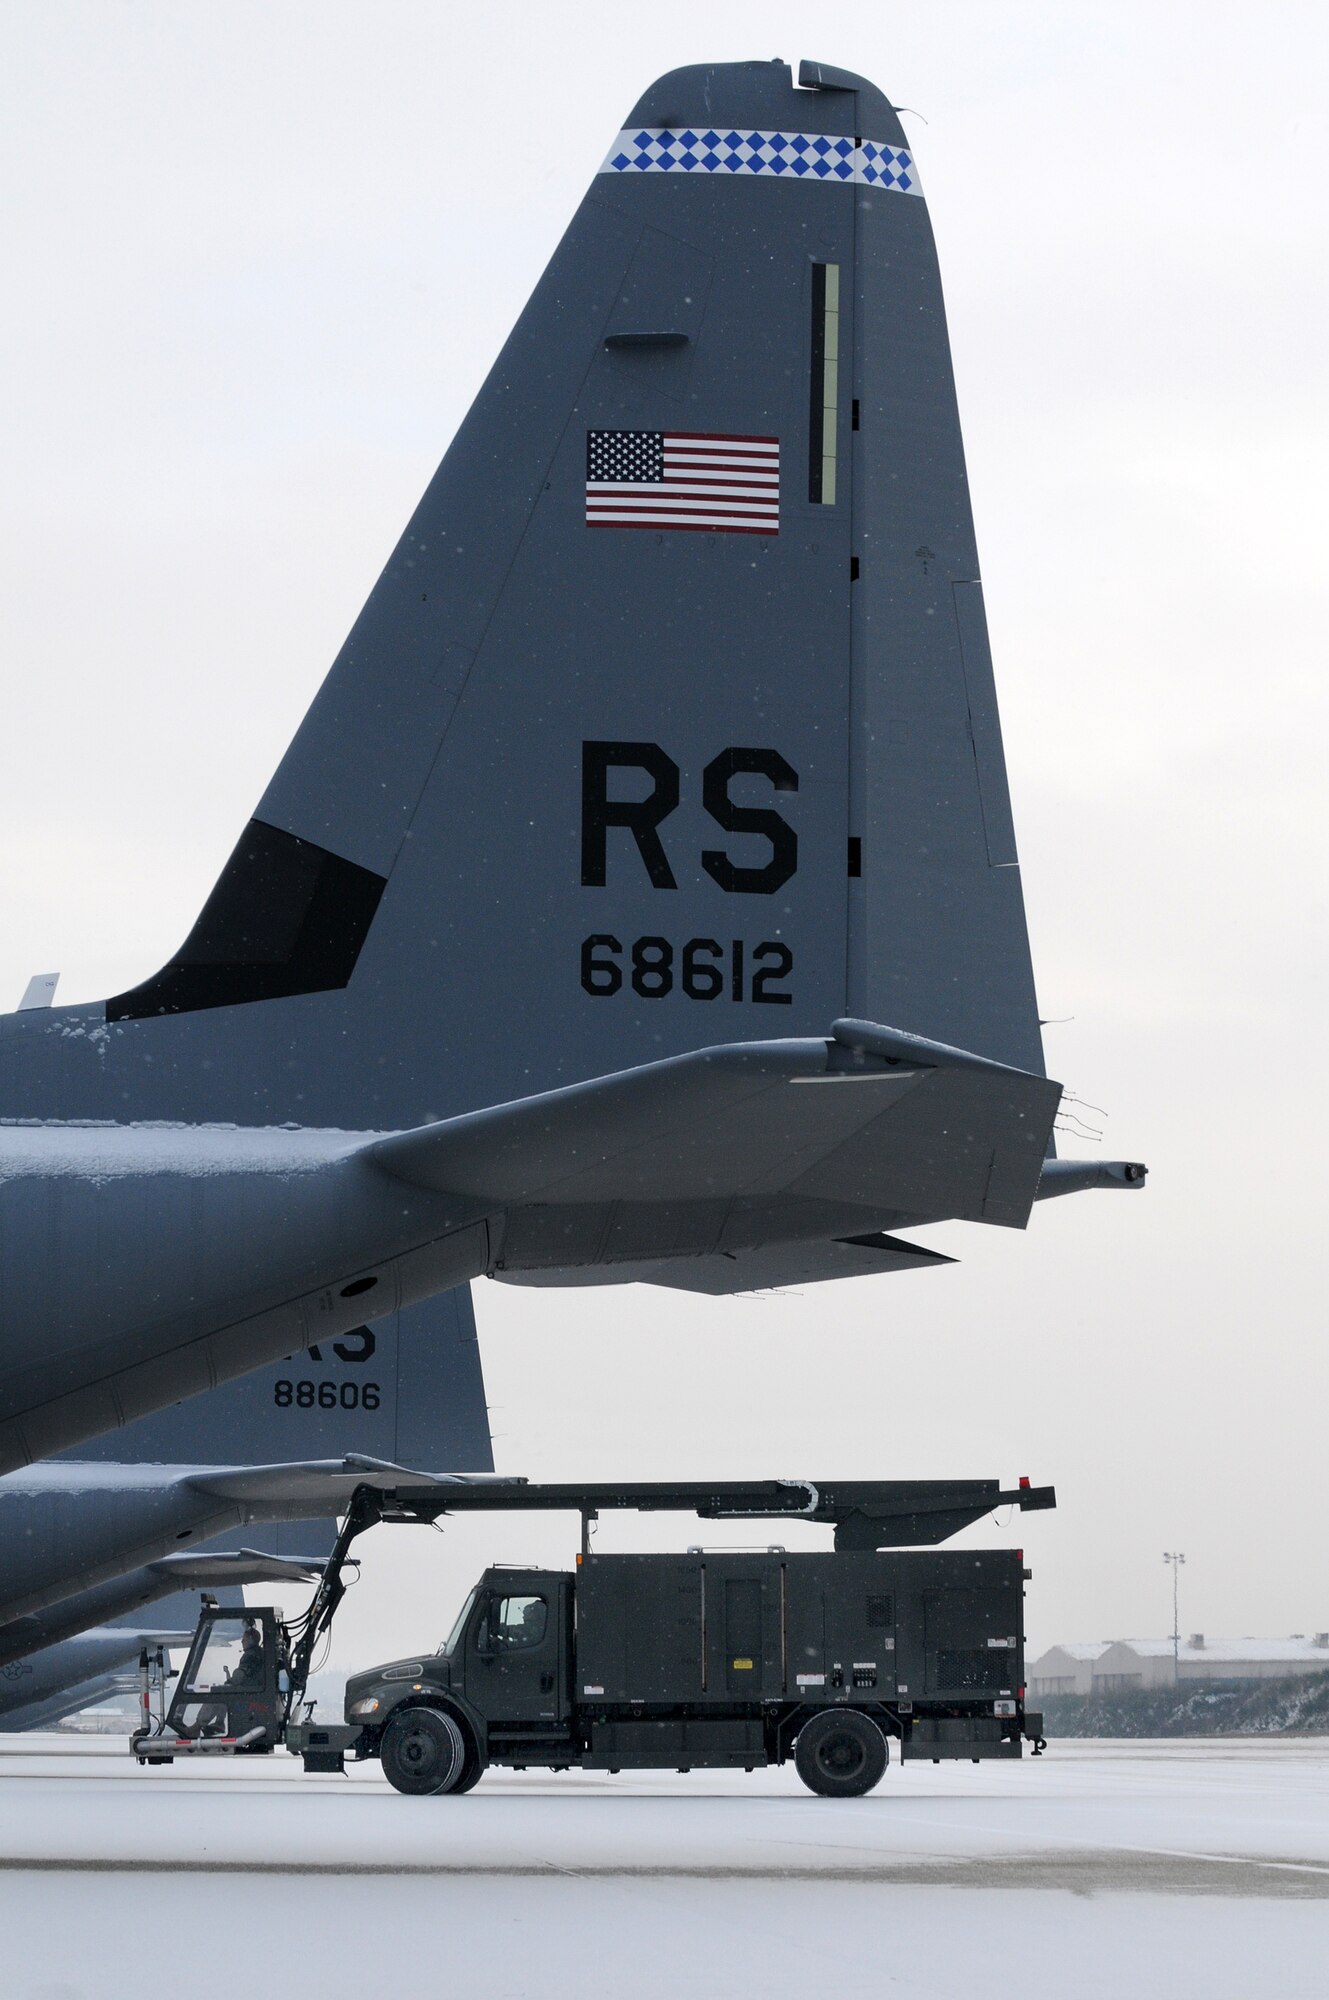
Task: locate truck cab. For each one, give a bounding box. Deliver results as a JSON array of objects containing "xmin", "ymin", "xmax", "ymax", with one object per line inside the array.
[{"xmin": 336, "ymin": 1568, "xmax": 577, "ymax": 1789}]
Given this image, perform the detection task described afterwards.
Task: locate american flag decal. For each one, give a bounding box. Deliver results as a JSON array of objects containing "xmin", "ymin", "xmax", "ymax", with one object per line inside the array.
[{"xmin": 586, "ymin": 431, "xmax": 779, "ymax": 535}]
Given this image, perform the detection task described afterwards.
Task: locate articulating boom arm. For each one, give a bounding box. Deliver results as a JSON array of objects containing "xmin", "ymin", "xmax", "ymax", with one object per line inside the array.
[{"xmin": 285, "ymin": 1473, "xmax": 1054, "ymax": 1698}]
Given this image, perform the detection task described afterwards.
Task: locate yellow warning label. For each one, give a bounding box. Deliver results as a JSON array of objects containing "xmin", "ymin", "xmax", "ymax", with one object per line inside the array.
[{"xmin": 732, "ymin": 1658, "xmax": 754, "ymax": 1670}]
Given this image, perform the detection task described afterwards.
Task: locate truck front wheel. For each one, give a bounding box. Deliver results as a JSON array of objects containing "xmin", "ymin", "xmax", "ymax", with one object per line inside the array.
[
  {"xmin": 794, "ymin": 1710, "xmax": 888, "ymax": 1798},
  {"xmin": 452, "ymin": 1736, "xmax": 486, "ymax": 1793},
  {"xmin": 381, "ymin": 1706, "xmax": 467, "ymax": 1796}
]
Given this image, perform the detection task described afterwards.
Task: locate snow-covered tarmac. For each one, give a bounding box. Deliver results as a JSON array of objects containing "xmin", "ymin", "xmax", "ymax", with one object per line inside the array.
[{"xmin": 3, "ymin": 1735, "xmax": 1326, "ymax": 1998}]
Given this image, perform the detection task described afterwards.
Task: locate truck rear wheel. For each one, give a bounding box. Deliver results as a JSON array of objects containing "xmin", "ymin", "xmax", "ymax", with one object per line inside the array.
[
  {"xmin": 381, "ymin": 1706, "xmax": 467, "ymax": 1796},
  {"xmin": 794, "ymin": 1710, "xmax": 888, "ymax": 1798}
]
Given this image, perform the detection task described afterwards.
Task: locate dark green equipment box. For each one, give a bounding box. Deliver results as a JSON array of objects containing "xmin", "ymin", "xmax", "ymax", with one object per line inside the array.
[{"xmin": 575, "ymin": 1548, "xmax": 1025, "ymax": 1742}]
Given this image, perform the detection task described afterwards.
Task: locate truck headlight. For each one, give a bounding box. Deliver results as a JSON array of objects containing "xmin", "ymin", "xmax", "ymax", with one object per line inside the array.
[{"xmin": 349, "ymin": 1696, "xmax": 381, "ymax": 1717}]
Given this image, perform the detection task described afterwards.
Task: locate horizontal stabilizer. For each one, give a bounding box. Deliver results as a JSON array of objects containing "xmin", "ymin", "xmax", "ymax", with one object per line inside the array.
[
  {"xmin": 368, "ymin": 1021, "xmax": 1062, "ymax": 1289},
  {"xmin": 0, "ymin": 1023, "xmax": 1062, "ymax": 1472},
  {"xmin": 189, "ymin": 1455, "xmax": 495, "ymax": 1509},
  {"xmin": 94, "ymin": 1625, "xmax": 195, "ymax": 1648},
  {"xmin": 369, "ymin": 1034, "xmax": 918, "ymax": 1202},
  {"xmin": 1035, "ymin": 1159, "xmax": 1148, "ymax": 1200},
  {"xmin": 147, "ymin": 1550, "xmax": 325, "ymax": 1588},
  {"xmin": 505, "ymin": 1230, "xmax": 954, "ymax": 1296}
]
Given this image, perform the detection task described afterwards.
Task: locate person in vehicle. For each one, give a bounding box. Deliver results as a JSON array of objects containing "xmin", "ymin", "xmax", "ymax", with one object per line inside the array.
[
  {"xmin": 520, "ymin": 1600, "xmax": 545, "ymax": 1645},
  {"xmin": 229, "ymin": 1624, "xmax": 266, "ymax": 1689}
]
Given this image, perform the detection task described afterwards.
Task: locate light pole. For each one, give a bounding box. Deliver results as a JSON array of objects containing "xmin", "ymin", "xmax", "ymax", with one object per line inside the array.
[{"xmin": 1163, "ymin": 1552, "xmax": 1186, "ymax": 1685}]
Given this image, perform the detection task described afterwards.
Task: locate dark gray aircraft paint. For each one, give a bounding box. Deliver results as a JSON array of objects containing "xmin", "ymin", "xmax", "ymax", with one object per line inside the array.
[
  {"xmin": 0, "ymin": 1456, "xmax": 464, "ymax": 1657},
  {"xmin": 0, "ymin": 1023, "xmax": 1128, "ymax": 1473},
  {"xmin": 0, "ymin": 1548, "xmax": 323, "ymax": 1668},
  {"xmin": 0, "ymin": 1551, "xmax": 321, "ymax": 1730},
  {"xmin": 0, "ymin": 1462, "xmax": 507, "ymax": 1726},
  {"xmin": 0, "ymin": 1239, "xmax": 487, "ymax": 1712},
  {"xmin": 0, "ymin": 1628, "xmax": 189, "ymax": 1731},
  {"xmin": 0, "ymin": 60, "xmax": 1144, "ymax": 1473},
  {"xmin": 30, "ymin": 1288, "xmax": 491, "ymax": 1659},
  {"xmin": 3, "ymin": 59, "xmax": 1036, "ymax": 1123},
  {"xmin": 65, "ymin": 1291, "xmax": 492, "ymax": 1478}
]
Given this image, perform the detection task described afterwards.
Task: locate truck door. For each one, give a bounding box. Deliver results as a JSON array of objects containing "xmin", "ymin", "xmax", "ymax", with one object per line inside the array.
[
  {"xmin": 722, "ymin": 1578, "xmax": 763, "ymax": 1694},
  {"xmin": 467, "ymin": 1573, "xmax": 570, "ymax": 1724},
  {"xmin": 701, "ymin": 1561, "xmax": 782, "ymax": 1700}
]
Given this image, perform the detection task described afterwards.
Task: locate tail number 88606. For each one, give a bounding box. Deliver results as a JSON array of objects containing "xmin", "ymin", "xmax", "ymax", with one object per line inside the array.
[{"xmin": 273, "ymin": 1380, "xmax": 382, "ymax": 1410}]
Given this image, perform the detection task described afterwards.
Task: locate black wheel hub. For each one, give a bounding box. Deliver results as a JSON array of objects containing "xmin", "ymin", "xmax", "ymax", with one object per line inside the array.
[
  {"xmin": 401, "ymin": 1728, "xmax": 439, "ymax": 1774},
  {"xmin": 816, "ymin": 1729, "xmax": 866, "ymax": 1778}
]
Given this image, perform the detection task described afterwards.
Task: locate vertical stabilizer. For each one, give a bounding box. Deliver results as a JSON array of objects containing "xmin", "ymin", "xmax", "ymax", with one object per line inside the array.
[
  {"xmin": 56, "ymin": 1288, "xmax": 490, "ymax": 1626},
  {"xmin": 16, "ymin": 58, "xmax": 1042, "ymax": 1130}
]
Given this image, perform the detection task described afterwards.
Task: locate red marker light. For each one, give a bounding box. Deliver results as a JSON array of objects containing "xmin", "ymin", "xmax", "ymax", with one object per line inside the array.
[{"xmin": 1019, "ymin": 1475, "xmax": 1030, "ymax": 1490}]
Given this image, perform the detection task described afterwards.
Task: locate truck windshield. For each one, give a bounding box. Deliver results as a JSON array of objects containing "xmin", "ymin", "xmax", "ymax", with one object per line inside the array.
[{"xmin": 441, "ymin": 1588, "xmax": 478, "ymax": 1657}]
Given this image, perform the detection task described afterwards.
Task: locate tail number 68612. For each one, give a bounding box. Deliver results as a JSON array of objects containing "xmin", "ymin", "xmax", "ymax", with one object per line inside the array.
[{"xmin": 580, "ymin": 935, "xmax": 792, "ymax": 1004}]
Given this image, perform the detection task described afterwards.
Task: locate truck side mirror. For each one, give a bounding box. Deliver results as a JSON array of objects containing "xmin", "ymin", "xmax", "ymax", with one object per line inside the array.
[{"xmin": 474, "ymin": 1594, "xmax": 497, "ymax": 1660}]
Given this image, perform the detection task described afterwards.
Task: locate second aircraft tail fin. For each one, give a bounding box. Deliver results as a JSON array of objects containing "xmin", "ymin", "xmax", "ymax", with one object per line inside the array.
[{"xmin": 58, "ymin": 1288, "xmax": 490, "ymax": 1628}]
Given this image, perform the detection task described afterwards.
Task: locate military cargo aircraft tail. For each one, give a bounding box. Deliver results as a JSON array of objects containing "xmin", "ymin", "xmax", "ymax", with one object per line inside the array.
[
  {"xmin": 59, "ymin": 1288, "xmax": 491, "ymax": 1489},
  {"xmin": 44, "ymin": 1288, "xmax": 490, "ymax": 1633},
  {"xmin": 0, "ymin": 61, "xmax": 1145, "ymax": 1479},
  {"xmin": 34, "ymin": 56, "xmax": 1045, "ymax": 1135}
]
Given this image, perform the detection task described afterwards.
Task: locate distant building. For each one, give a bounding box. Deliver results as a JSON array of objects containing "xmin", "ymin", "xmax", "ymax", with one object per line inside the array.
[
  {"xmin": 1027, "ymin": 1644, "xmax": 1109, "ymax": 1697},
  {"xmin": 1029, "ymin": 1633, "xmax": 1329, "ymax": 1695},
  {"xmin": 57, "ymin": 1701, "xmax": 131, "ymax": 1734}
]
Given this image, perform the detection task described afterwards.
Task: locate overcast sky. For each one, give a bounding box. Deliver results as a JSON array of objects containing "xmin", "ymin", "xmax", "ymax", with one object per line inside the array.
[{"xmin": 1, "ymin": 2, "xmax": 1326, "ymax": 1662}]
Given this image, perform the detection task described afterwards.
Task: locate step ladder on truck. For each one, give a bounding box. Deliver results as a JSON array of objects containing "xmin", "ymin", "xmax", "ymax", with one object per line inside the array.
[{"xmin": 133, "ymin": 1469, "xmax": 1054, "ymax": 1798}]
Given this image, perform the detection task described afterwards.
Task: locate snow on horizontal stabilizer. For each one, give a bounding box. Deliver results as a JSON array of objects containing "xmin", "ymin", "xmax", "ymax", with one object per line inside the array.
[
  {"xmin": 187, "ymin": 1457, "xmax": 475, "ymax": 1508},
  {"xmin": 831, "ymin": 1017, "xmax": 1041, "ymax": 1078}
]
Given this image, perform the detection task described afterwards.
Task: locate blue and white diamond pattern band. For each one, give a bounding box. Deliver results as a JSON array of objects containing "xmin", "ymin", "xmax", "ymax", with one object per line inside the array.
[{"xmin": 600, "ymin": 128, "xmax": 922, "ymax": 195}]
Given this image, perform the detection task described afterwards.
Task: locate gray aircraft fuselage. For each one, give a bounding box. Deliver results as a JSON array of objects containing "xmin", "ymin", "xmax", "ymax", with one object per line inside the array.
[
  {"xmin": 0, "ymin": 58, "xmax": 1145, "ymax": 1475},
  {"xmin": 0, "ymin": 1456, "xmax": 441, "ymax": 1656},
  {"xmin": 0, "ymin": 1552, "xmax": 322, "ymax": 1728},
  {"xmin": 0, "ymin": 1628, "xmax": 187, "ymax": 1729}
]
